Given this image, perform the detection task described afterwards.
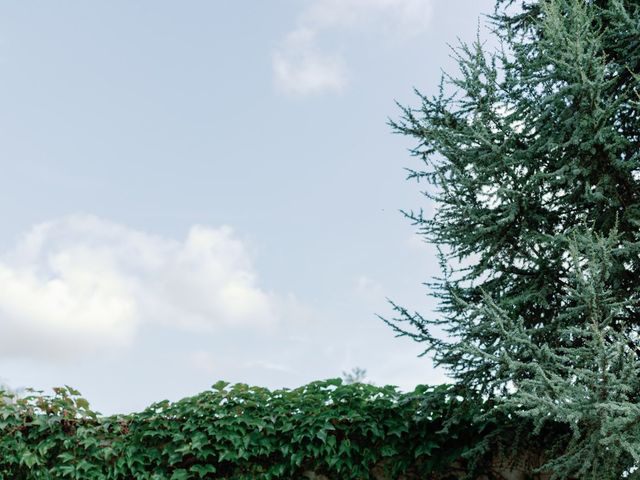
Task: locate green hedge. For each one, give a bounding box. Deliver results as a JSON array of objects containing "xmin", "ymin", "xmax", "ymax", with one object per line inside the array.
[{"xmin": 0, "ymin": 380, "xmax": 499, "ymax": 479}]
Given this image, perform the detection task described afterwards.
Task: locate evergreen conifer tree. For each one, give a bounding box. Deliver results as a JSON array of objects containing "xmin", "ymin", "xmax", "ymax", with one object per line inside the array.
[
  {"xmin": 386, "ymin": 0, "xmax": 640, "ymax": 477},
  {"xmin": 482, "ymin": 228, "xmax": 640, "ymax": 478}
]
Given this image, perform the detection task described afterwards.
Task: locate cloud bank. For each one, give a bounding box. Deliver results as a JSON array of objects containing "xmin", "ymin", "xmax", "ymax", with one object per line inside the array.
[
  {"xmin": 0, "ymin": 215, "xmax": 277, "ymax": 360},
  {"xmin": 273, "ymin": 0, "xmax": 434, "ymax": 95}
]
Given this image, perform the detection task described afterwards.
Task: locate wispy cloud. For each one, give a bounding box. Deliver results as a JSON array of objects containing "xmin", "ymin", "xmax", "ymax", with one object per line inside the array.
[
  {"xmin": 273, "ymin": 28, "xmax": 347, "ymax": 96},
  {"xmin": 0, "ymin": 215, "xmax": 278, "ymax": 360},
  {"xmin": 273, "ymin": 0, "xmax": 434, "ymax": 95}
]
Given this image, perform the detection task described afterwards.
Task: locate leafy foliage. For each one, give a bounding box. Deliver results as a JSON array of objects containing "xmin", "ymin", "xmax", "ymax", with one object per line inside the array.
[
  {"xmin": 386, "ymin": 0, "xmax": 640, "ymax": 393},
  {"xmin": 384, "ymin": 0, "xmax": 640, "ymax": 478},
  {"xmin": 0, "ymin": 380, "xmax": 505, "ymax": 479},
  {"xmin": 481, "ymin": 229, "xmax": 640, "ymax": 479}
]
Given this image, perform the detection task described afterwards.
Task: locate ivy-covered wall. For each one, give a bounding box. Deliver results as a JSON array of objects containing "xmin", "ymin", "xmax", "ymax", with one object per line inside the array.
[{"xmin": 0, "ymin": 379, "xmax": 562, "ymax": 480}]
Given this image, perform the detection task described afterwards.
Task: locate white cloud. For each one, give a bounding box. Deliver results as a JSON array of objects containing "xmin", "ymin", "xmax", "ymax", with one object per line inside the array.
[
  {"xmin": 0, "ymin": 215, "xmax": 277, "ymax": 360},
  {"xmin": 301, "ymin": 0, "xmax": 434, "ymax": 35},
  {"xmin": 273, "ymin": 28, "xmax": 347, "ymax": 96},
  {"xmin": 273, "ymin": 0, "xmax": 433, "ymax": 95}
]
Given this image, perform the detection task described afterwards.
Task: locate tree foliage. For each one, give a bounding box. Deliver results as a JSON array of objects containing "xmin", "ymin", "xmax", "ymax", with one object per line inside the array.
[
  {"xmin": 385, "ymin": 0, "xmax": 640, "ymax": 477},
  {"xmin": 481, "ymin": 229, "xmax": 640, "ymax": 478}
]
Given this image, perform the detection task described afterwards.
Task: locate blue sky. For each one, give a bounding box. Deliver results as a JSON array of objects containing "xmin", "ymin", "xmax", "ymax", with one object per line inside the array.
[{"xmin": 0, "ymin": 0, "xmax": 495, "ymax": 414}]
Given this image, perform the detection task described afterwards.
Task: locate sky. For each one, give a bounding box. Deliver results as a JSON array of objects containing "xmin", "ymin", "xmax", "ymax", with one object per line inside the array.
[{"xmin": 0, "ymin": 0, "xmax": 496, "ymax": 414}]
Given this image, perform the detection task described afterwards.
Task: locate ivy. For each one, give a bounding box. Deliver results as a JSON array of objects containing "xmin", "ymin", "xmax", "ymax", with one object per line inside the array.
[{"xmin": 0, "ymin": 380, "xmax": 508, "ymax": 479}]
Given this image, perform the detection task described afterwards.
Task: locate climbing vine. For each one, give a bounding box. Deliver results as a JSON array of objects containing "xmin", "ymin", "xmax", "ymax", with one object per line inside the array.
[{"xmin": 0, "ymin": 380, "xmax": 516, "ymax": 479}]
